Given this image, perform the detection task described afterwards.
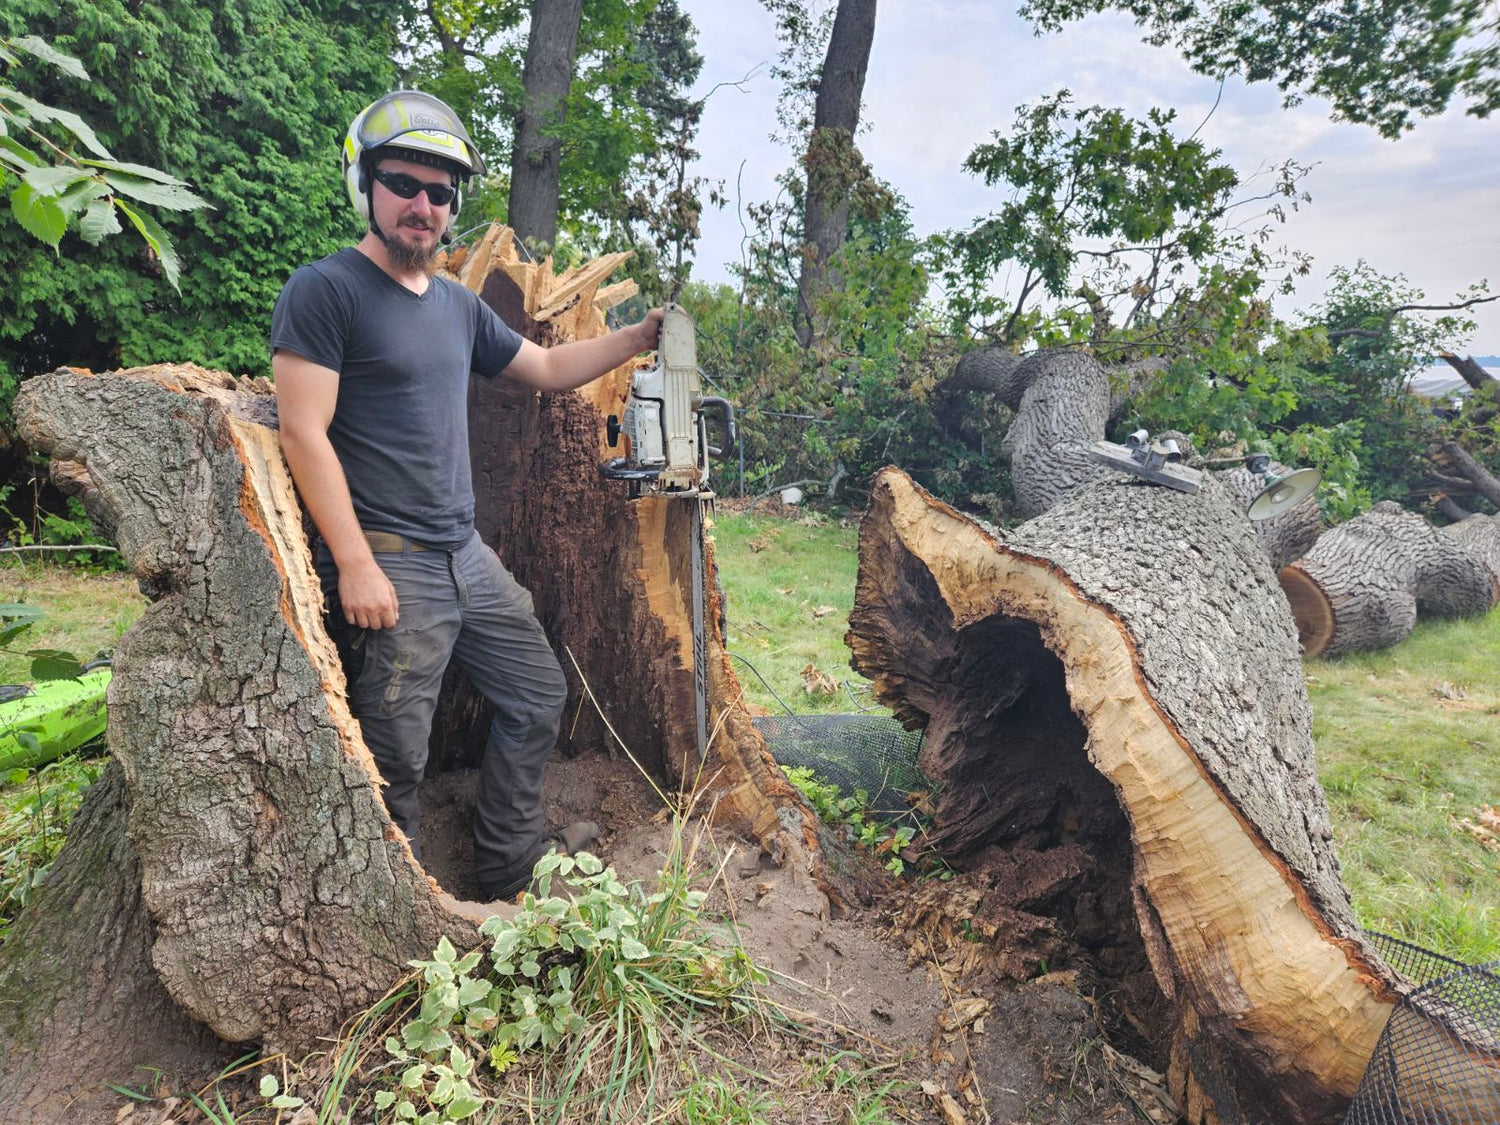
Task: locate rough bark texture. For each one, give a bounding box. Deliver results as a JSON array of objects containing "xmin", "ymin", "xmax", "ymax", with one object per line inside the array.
[
  {"xmin": 1216, "ymin": 462, "xmax": 1324, "ymax": 569},
  {"xmin": 999, "ymin": 348, "xmax": 1113, "ymax": 518},
  {"xmin": 796, "ymin": 0, "xmax": 877, "ymax": 346},
  {"xmin": 0, "ymin": 764, "xmax": 229, "ymax": 1118},
  {"xmin": 943, "ymin": 345, "xmax": 1028, "ymax": 406},
  {"xmin": 1443, "ymin": 513, "xmax": 1500, "ymax": 586},
  {"xmin": 1279, "ymin": 501, "xmax": 1499, "ymax": 657},
  {"xmin": 508, "ymin": 0, "xmax": 584, "ymax": 251},
  {"xmin": 0, "ymin": 232, "xmax": 814, "ymax": 1117},
  {"xmin": 1440, "ymin": 440, "xmax": 1500, "ymax": 508},
  {"xmin": 1439, "ymin": 350, "xmax": 1499, "ymax": 390},
  {"xmin": 1, "ymin": 365, "xmax": 467, "ymax": 1107},
  {"xmin": 848, "ymin": 467, "xmax": 1398, "ymax": 1125}
]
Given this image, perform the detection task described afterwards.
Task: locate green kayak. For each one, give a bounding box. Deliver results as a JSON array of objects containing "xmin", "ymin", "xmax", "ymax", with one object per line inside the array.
[{"xmin": 0, "ymin": 667, "xmax": 111, "ymax": 774}]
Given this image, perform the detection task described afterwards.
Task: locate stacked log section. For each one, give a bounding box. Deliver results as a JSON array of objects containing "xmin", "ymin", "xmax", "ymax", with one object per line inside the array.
[
  {"xmin": 848, "ymin": 468, "xmax": 1397, "ymax": 1125},
  {"xmin": 1214, "ymin": 462, "xmax": 1324, "ymax": 570},
  {"xmin": 1280, "ymin": 501, "xmax": 1498, "ymax": 657}
]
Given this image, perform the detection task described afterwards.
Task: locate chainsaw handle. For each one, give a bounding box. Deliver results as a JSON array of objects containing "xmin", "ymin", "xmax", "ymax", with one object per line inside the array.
[{"xmin": 699, "ymin": 396, "xmax": 736, "ymax": 459}]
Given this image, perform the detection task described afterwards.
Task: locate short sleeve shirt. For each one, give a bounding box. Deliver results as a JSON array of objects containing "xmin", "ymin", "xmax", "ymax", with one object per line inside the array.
[{"xmin": 269, "ymin": 248, "xmax": 523, "ymax": 550}]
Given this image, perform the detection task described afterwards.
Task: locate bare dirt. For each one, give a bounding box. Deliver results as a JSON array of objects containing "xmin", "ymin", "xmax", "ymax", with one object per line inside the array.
[{"xmin": 419, "ymin": 750, "xmax": 1157, "ymax": 1124}]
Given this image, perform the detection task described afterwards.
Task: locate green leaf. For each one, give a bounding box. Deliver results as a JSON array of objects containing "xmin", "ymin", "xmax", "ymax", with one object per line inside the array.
[
  {"xmin": 0, "ymin": 623, "xmax": 34, "ymax": 646},
  {"xmin": 0, "ymin": 135, "xmax": 44, "ymax": 170},
  {"xmin": 373, "ymin": 1091, "xmax": 396, "ymax": 1110},
  {"xmin": 0, "ymin": 88, "xmax": 112, "ymax": 159},
  {"xmin": 30, "ymin": 650, "xmax": 86, "ymax": 680},
  {"xmin": 23, "ymin": 164, "xmax": 92, "ymax": 197},
  {"xmin": 101, "ymin": 171, "xmax": 205, "ymax": 212},
  {"xmin": 14, "ymin": 732, "xmax": 40, "ymax": 757},
  {"xmin": 258, "ymin": 1075, "xmax": 278, "ymax": 1098},
  {"xmin": 620, "ymin": 937, "xmax": 649, "ymax": 960},
  {"xmin": 6, "ymin": 36, "xmax": 90, "ymax": 81},
  {"xmin": 433, "ymin": 935, "xmax": 457, "ymax": 964},
  {"xmin": 56, "ymin": 178, "xmax": 109, "ymax": 217},
  {"xmin": 79, "ymin": 157, "xmax": 193, "ymax": 185},
  {"xmin": 78, "ymin": 198, "xmax": 121, "ymax": 245},
  {"xmin": 0, "ymin": 604, "xmax": 45, "ymax": 622},
  {"xmin": 10, "ymin": 182, "xmax": 66, "ymax": 248},
  {"xmin": 456, "ymin": 975, "xmax": 490, "ymax": 1006},
  {"xmin": 114, "ymin": 200, "xmax": 183, "ymax": 291},
  {"xmin": 270, "ymin": 1094, "xmax": 303, "ymax": 1109}
]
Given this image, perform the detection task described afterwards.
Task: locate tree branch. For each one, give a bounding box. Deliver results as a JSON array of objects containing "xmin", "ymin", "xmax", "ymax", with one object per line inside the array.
[
  {"xmin": 1326, "ymin": 294, "xmax": 1500, "ymax": 342},
  {"xmin": 1438, "ymin": 350, "xmax": 1498, "ymax": 390}
]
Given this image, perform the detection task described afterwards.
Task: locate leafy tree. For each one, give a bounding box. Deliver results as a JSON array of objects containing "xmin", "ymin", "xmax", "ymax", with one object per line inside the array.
[
  {"xmin": 1024, "ymin": 0, "xmax": 1500, "ymax": 137},
  {"xmin": 0, "ymin": 35, "xmax": 207, "ymax": 287},
  {"xmin": 401, "ymin": 0, "xmax": 705, "ymax": 270},
  {"xmin": 0, "ymin": 0, "xmax": 399, "ymax": 415}
]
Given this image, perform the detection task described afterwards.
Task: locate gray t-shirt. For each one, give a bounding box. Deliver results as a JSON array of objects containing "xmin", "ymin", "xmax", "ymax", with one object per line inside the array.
[{"xmin": 269, "ymin": 248, "xmax": 523, "ymax": 550}]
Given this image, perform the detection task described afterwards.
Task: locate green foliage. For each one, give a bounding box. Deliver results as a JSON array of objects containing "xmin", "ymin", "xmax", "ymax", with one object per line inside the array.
[
  {"xmin": 0, "ymin": 34, "xmax": 208, "ymax": 285},
  {"xmin": 0, "ymin": 752, "xmax": 103, "ymax": 940},
  {"xmin": 782, "ymin": 766, "xmax": 917, "ymax": 875},
  {"xmin": 938, "ymin": 91, "xmax": 1309, "ymax": 349},
  {"xmin": 0, "ymin": 0, "xmax": 399, "ymax": 408},
  {"xmin": 1023, "ymin": 0, "xmax": 1500, "ymax": 137},
  {"xmin": 402, "ymin": 0, "xmax": 710, "ymax": 293},
  {"xmin": 368, "ymin": 843, "xmax": 763, "ymax": 1123}
]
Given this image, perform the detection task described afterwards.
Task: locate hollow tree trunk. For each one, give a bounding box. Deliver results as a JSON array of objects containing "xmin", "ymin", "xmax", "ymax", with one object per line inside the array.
[
  {"xmin": 848, "ymin": 467, "xmax": 1399, "ymax": 1125},
  {"xmin": 1278, "ymin": 501, "xmax": 1498, "ymax": 657},
  {"xmin": 0, "ymin": 233, "xmax": 811, "ymax": 1120},
  {"xmin": 509, "ymin": 0, "xmax": 584, "ymax": 252}
]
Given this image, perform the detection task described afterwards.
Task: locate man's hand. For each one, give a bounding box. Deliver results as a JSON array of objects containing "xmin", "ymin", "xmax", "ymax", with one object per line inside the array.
[
  {"xmin": 634, "ymin": 307, "xmax": 665, "ymax": 352},
  {"xmin": 338, "ymin": 557, "xmax": 400, "ymax": 630}
]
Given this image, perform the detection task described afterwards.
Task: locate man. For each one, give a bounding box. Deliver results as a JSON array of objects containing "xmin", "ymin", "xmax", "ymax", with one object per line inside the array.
[{"xmin": 270, "ymin": 90, "xmax": 661, "ymax": 900}]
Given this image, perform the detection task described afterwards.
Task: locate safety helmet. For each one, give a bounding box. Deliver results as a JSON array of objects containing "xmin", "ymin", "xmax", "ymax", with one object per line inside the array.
[{"xmin": 342, "ymin": 90, "xmax": 486, "ymax": 231}]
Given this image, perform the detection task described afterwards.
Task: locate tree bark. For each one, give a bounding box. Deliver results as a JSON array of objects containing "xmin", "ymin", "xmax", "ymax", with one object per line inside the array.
[
  {"xmin": 1438, "ymin": 350, "xmax": 1498, "ymax": 390},
  {"xmin": 796, "ymin": 0, "xmax": 877, "ymax": 347},
  {"xmin": 0, "ymin": 232, "xmax": 814, "ymax": 1118},
  {"xmin": 848, "ymin": 467, "xmax": 1399, "ymax": 1125},
  {"xmin": 1441, "ymin": 513, "xmax": 1500, "ymax": 587},
  {"xmin": 1278, "ymin": 501, "xmax": 1498, "ymax": 657},
  {"xmin": 508, "ymin": 0, "xmax": 584, "ymax": 252},
  {"xmin": 1440, "ymin": 440, "xmax": 1500, "ymax": 508}
]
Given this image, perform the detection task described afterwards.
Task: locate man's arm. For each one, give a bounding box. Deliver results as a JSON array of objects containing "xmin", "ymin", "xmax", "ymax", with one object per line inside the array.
[
  {"xmin": 274, "ymin": 350, "xmax": 400, "ymax": 630},
  {"xmin": 502, "ymin": 309, "xmax": 664, "ymax": 392}
]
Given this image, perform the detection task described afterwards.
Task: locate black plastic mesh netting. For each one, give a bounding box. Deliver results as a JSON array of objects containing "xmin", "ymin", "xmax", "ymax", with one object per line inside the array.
[
  {"xmin": 752, "ymin": 712, "xmax": 928, "ymax": 820},
  {"xmin": 1343, "ymin": 932, "xmax": 1500, "ymax": 1125}
]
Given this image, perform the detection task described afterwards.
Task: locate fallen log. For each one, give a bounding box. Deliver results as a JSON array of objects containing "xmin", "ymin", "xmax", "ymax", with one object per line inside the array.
[
  {"xmin": 0, "ymin": 233, "xmax": 810, "ymax": 1120},
  {"xmin": 848, "ymin": 467, "xmax": 1398, "ymax": 1125},
  {"xmin": 1443, "ymin": 513, "xmax": 1500, "ymax": 585},
  {"xmin": 1278, "ymin": 501, "xmax": 1498, "ymax": 657}
]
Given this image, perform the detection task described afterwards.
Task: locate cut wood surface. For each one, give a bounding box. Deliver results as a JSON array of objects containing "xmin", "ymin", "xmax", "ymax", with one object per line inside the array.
[
  {"xmin": 848, "ymin": 467, "xmax": 1398, "ymax": 1125},
  {"xmin": 1279, "ymin": 501, "xmax": 1498, "ymax": 657},
  {"xmin": 0, "ymin": 230, "xmax": 812, "ymax": 1121}
]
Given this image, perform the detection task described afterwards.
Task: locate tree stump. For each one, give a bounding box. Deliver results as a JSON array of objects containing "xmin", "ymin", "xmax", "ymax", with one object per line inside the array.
[
  {"xmin": 0, "ymin": 233, "xmax": 811, "ymax": 1120},
  {"xmin": 848, "ymin": 467, "xmax": 1399, "ymax": 1125},
  {"xmin": 1279, "ymin": 501, "xmax": 1498, "ymax": 657}
]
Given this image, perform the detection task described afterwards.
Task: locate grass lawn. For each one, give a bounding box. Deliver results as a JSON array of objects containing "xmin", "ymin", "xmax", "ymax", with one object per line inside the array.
[{"xmin": 0, "ymin": 560, "xmax": 144, "ymax": 683}]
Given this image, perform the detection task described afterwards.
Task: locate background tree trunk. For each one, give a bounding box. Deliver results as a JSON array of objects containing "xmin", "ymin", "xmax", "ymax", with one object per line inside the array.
[
  {"xmin": 1278, "ymin": 501, "xmax": 1498, "ymax": 657},
  {"xmin": 0, "ymin": 234, "xmax": 813, "ymax": 1119},
  {"xmin": 848, "ymin": 467, "xmax": 1400, "ymax": 1125},
  {"xmin": 796, "ymin": 0, "xmax": 877, "ymax": 347},
  {"xmin": 509, "ymin": 0, "xmax": 584, "ymax": 252}
]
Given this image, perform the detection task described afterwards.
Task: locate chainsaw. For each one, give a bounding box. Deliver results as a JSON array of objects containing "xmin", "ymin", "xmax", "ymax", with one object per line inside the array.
[{"xmin": 600, "ymin": 305, "xmax": 736, "ymax": 760}]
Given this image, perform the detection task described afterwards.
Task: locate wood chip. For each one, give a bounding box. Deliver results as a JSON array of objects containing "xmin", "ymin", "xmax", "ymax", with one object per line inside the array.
[
  {"xmin": 939, "ymin": 995, "xmax": 991, "ymax": 1032},
  {"xmin": 936, "ymin": 1091, "xmax": 968, "ymax": 1125},
  {"xmin": 812, "ymin": 604, "xmax": 837, "ymax": 619}
]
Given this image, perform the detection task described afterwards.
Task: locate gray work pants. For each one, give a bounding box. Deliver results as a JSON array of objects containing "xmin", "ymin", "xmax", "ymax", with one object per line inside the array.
[{"xmin": 316, "ymin": 531, "xmax": 567, "ymax": 892}]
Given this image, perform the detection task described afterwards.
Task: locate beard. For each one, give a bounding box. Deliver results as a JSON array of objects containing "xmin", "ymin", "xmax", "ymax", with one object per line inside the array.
[{"xmin": 380, "ymin": 219, "xmax": 440, "ymax": 273}]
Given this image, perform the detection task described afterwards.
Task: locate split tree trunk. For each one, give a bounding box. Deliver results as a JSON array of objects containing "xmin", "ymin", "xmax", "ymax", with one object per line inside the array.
[
  {"xmin": 0, "ymin": 233, "xmax": 811, "ymax": 1120},
  {"xmin": 848, "ymin": 467, "xmax": 1400, "ymax": 1125},
  {"xmin": 1278, "ymin": 501, "xmax": 1499, "ymax": 657}
]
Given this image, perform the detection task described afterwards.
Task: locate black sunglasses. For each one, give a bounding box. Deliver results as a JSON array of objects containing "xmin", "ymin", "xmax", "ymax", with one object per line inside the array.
[{"xmin": 373, "ymin": 168, "xmax": 457, "ymax": 207}]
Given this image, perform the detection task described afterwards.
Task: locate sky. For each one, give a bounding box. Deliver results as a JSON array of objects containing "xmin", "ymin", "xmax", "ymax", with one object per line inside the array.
[{"xmin": 676, "ymin": 0, "xmax": 1500, "ymax": 355}]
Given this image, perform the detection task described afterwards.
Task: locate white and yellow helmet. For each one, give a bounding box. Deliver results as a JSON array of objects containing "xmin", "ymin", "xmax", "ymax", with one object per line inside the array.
[{"xmin": 342, "ymin": 90, "xmax": 486, "ymax": 230}]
